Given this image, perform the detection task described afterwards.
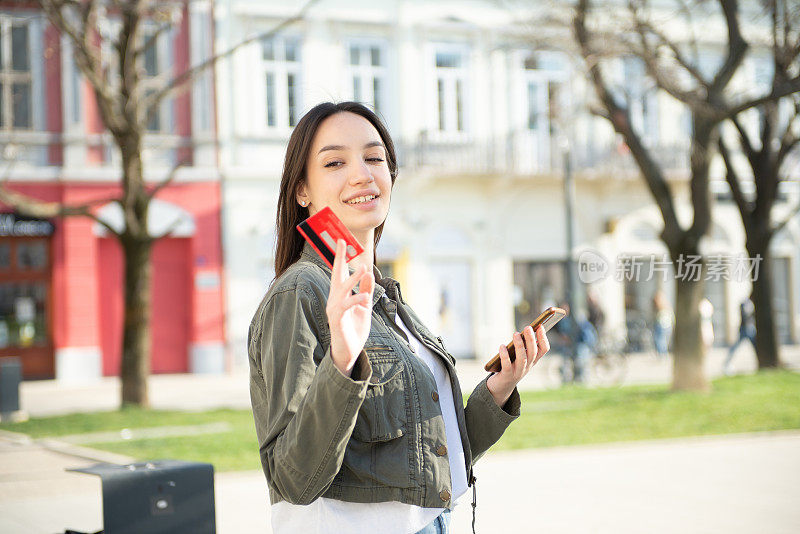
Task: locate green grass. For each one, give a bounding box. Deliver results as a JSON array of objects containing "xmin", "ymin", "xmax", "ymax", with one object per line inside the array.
[
  {"xmin": 2, "ymin": 371, "xmax": 799, "ymax": 471},
  {"xmin": 495, "ymin": 369, "xmax": 800, "ymax": 450},
  {"xmin": 2, "ymin": 408, "xmax": 262, "ymax": 472}
]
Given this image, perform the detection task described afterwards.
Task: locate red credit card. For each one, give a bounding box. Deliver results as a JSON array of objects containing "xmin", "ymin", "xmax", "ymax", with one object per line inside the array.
[{"xmin": 296, "ymin": 206, "xmax": 364, "ymax": 269}]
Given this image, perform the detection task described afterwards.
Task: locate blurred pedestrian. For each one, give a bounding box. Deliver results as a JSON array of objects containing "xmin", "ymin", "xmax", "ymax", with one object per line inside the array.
[
  {"xmin": 587, "ymin": 290, "xmax": 605, "ymax": 334},
  {"xmin": 554, "ymin": 303, "xmax": 597, "ymax": 384},
  {"xmin": 652, "ymin": 290, "xmax": 674, "ymax": 358},
  {"xmin": 723, "ymin": 297, "xmax": 756, "ymax": 375},
  {"xmin": 699, "ymin": 297, "xmax": 715, "ymax": 351}
]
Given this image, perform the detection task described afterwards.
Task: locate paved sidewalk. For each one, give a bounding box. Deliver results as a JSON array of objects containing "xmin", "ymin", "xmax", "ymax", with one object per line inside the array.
[
  {"xmin": 2, "ymin": 345, "xmax": 798, "ymax": 533},
  {"xmin": 1, "ymin": 430, "xmax": 798, "ymax": 533},
  {"xmin": 19, "ymin": 345, "xmax": 800, "ymax": 417}
]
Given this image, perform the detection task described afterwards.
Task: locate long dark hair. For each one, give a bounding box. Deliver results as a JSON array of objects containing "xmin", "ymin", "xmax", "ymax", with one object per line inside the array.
[{"xmin": 273, "ymin": 102, "xmax": 398, "ymax": 282}]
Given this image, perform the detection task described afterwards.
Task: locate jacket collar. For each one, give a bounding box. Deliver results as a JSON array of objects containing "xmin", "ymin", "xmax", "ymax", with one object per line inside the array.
[{"xmin": 300, "ymin": 240, "xmax": 388, "ymax": 306}]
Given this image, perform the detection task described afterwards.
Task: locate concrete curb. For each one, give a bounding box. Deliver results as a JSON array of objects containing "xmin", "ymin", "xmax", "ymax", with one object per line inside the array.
[
  {"xmin": 0, "ymin": 429, "xmax": 134, "ymax": 465},
  {"xmin": 36, "ymin": 438, "xmax": 137, "ymax": 465}
]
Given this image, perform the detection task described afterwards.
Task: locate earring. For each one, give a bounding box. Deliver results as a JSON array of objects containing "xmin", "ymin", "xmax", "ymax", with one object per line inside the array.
[{"xmin": 300, "ymin": 201, "xmax": 307, "ymax": 207}]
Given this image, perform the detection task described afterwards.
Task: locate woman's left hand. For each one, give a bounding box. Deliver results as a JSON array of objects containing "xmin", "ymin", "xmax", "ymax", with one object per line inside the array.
[{"xmin": 486, "ymin": 325, "xmax": 550, "ymax": 408}]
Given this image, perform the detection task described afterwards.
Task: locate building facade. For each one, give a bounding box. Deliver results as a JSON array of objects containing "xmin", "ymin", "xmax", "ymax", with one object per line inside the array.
[
  {"xmin": 2, "ymin": 0, "xmax": 797, "ymax": 381},
  {"xmin": 0, "ymin": 2, "xmax": 225, "ymax": 381},
  {"xmin": 216, "ymin": 0, "xmax": 800, "ymax": 370}
]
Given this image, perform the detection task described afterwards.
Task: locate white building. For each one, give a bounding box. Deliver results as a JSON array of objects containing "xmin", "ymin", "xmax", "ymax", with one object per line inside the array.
[{"xmin": 214, "ymin": 0, "xmax": 800, "ymax": 369}]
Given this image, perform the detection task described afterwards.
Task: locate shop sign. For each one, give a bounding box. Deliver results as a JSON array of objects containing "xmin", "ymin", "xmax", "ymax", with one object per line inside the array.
[{"xmin": 0, "ymin": 213, "xmax": 55, "ymax": 237}]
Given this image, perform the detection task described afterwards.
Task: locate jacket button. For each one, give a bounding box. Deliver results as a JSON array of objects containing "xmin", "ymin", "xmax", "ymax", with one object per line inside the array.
[
  {"xmin": 439, "ymin": 489, "xmax": 451, "ymax": 502},
  {"xmin": 431, "ymin": 391, "xmax": 439, "ymax": 402},
  {"xmin": 436, "ymin": 445, "xmax": 447, "ymax": 456}
]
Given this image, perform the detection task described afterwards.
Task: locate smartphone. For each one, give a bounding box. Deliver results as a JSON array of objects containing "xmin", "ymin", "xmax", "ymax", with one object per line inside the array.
[
  {"xmin": 483, "ymin": 306, "xmax": 567, "ymax": 373},
  {"xmin": 297, "ymin": 206, "xmax": 364, "ymax": 269}
]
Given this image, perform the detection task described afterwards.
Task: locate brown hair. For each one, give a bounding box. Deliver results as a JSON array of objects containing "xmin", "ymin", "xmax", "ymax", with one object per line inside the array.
[{"xmin": 272, "ymin": 102, "xmax": 398, "ymax": 282}]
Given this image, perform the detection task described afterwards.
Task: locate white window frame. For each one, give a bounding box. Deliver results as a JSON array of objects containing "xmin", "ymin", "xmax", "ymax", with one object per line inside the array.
[
  {"xmin": 345, "ymin": 38, "xmax": 388, "ymax": 116},
  {"xmin": 0, "ymin": 14, "xmax": 43, "ymax": 132},
  {"xmin": 260, "ymin": 34, "xmax": 302, "ymax": 134},
  {"xmin": 96, "ymin": 18, "xmax": 175, "ymax": 135},
  {"xmin": 621, "ymin": 56, "xmax": 659, "ymax": 146},
  {"xmin": 518, "ymin": 52, "xmax": 550, "ymax": 134},
  {"xmin": 62, "ymin": 39, "xmax": 83, "ymax": 130},
  {"xmin": 139, "ymin": 22, "xmax": 175, "ymax": 134},
  {"xmin": 190, "ymin": 6, "xmax": 214, "ymax": 135},
  {"xmin": 427, "ymin": 43, "xmax": 471, "ymax": 140}
]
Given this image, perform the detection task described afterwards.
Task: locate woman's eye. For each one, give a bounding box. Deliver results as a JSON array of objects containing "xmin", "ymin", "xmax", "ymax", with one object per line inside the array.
[
  {"xmin": 366, "ymin": 157, "xmax": 384, "ymax": 163},
  {"xmin": 324, "ymin": 161, "xmax": 344, "ymax": 168}
]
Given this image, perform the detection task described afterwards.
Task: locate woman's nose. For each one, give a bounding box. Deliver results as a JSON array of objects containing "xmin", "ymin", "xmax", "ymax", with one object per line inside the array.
[{"xmin": 349, "ymin": 159, "xmax": 374, "ymax": 184}]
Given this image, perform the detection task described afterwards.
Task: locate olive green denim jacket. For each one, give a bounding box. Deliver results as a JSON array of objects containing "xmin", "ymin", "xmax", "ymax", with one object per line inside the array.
[{"xmin": 248, "ymin": 241, "xmax": 521, "ymax": 509}]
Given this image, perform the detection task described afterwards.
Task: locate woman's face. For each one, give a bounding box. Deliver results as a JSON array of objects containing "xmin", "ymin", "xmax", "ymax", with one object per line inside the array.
[{"xmin": 297, "ymin": 112, "xmax": 392, "ymax": 245}]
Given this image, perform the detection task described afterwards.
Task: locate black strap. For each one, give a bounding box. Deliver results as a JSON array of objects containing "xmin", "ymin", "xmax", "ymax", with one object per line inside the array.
[{"xmin": 470, "ymin": 470, "xmax": 477, "ymax": 534}]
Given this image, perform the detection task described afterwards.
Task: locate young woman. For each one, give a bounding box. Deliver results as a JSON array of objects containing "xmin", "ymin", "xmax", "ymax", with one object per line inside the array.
[{"xmin": 248, "ymin": 102, "xmax": 550, "ymax": 534}]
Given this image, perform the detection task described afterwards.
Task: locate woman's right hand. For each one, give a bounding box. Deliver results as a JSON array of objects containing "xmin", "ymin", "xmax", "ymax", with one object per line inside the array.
[{"xmin": 327, "ymin": 239, "xmax": 375, "ymax": 377}]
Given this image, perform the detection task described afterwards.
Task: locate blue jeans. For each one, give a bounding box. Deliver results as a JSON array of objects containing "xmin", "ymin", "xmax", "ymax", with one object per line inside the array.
[
  {"xmin": 414, "ymin": 509, "xmax": 451, "ymax": 534},
  {"xmin": 653, "ymin": 323, "xmax": 671, "ymax": 357}
]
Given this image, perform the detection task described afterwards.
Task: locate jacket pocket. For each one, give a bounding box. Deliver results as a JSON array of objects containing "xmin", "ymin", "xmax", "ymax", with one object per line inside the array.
[
  {"xmin": 343, "ymin": 345, "xmax": 414, "ymax": 489},
  {"xmin": 353, "ymin": 352, "xmax": 406, "ymax": 442}
]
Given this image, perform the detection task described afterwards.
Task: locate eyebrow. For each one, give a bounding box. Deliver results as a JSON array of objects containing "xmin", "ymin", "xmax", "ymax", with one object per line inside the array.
[{"xmin": 317, "ymin": 141, "xmax": 385, "ymax": 154}]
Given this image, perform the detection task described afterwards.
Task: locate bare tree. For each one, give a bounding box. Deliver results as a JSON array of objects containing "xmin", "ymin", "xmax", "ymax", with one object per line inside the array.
[
  {"xmin": 717, "ymin": 0, "xmax": 800, "ymax": 369},
  {"xmin": 0, "ymin": 0, "xmax": 317, "ymax": 406},
  {"xmin": 571, "ymin": 0, "xmax": 800, "ymax": 390}
]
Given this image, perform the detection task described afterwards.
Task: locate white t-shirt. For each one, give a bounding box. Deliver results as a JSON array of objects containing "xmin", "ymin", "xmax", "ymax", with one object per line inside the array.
[{"xmin": 270, "ymin": 312, "xmax": 468, "ymax": 534}]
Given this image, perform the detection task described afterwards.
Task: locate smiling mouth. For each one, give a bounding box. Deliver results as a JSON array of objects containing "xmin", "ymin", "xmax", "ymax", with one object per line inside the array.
[{"xmin": 345, "ymin": 194, "xmax": 379, "ymax": 205}]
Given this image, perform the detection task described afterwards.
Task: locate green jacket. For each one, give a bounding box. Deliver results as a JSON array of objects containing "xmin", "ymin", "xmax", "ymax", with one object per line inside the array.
[{"xmin": 248, "ymin": 241, "xmax": 521, "ymax": 508}]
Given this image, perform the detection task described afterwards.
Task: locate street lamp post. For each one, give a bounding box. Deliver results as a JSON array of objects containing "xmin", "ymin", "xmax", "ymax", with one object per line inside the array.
[{"xmin": 562, "ymin": 138, "xmax": 578, "ymax": 316}]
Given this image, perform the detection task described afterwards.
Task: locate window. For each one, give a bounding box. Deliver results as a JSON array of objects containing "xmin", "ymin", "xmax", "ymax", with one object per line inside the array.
[
  {"xmin": 0, "ymin": 17, "xmax": 33, "ymax": 130},
  {"xmin": 139, "ymin": 25, "xmax": 174, "ymax": 133},
  {"xmin": 0, "ymin": 236, "xmax": 51, "ymax": 351},
  {"xmin": 68, "ymin": 55, "xmax": 82, "ymax": 127},
  {"xmin": 432, "ymin": 47, "xmax": 468, "ymax": 134},
  {"xmin": 262, "ymin": 36, "xmax": 301, "ymax": 129},
  {"xmin": 527, "ymin": 81, "xmax": 539, "ymax": 130},
  {"xmin": 622, "ymin": 57, "xmax": 659, "ymax": 144},
  {"xmin": 521, "ymin": 51, "xmax": 568, "ymax": 135},
  {"xmin": 347, "ymin": 41, "xmax": 387, "ymax": 114}
]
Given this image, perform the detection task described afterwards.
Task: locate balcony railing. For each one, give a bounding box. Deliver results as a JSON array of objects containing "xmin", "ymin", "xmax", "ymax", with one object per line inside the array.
[
  {"xmin": 396, "ymin": 130, "xmax": 692, "ymax": 179},
  {"xmin": 574, "ymin": 141, "xmax": 691, "ymax": 178}
]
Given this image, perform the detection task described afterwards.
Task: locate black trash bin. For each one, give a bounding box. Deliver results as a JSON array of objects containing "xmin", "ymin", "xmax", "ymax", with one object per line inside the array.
[
  {"xmin": 68, "ymin": 460, "xmax": 216, "ymax": 534},
  {"xmin": 0, "ymin": 357, "xmax": 24, "ymax": 422}
]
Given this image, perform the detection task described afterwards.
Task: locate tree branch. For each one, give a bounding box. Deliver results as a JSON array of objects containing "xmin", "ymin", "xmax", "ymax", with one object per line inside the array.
[
  {"xmin": 771, "ymin": 201, "xmax": 800, "ymax": 237},
  {"xmin": 0, "ymin": 183, "xmax": 122, "ymax": 237},
  {"xmin": 719, "ymin": 74, "xmax": 800, "ymax": 120},
  {"xmin": 631, "ymin": 6, "xmax": 708, "ymax": 88},
  {"xmin": 710, "ymin": 0, "xmax": 748, "ymax": 94},
  {"xmin": 574, "ymin": 0, "xmax": 682, "ymax": 247},
  {"xmin": 149, "ymin": 213, "xmax": 186, "ymax": 241},
  {"xmin": 37, "ymin": 0, "xmax": 126, "ymax": 135},
  {"xmin": 718, "ymin": 135, "xmax": 753, "ymax": 218},
  {"xmin": 628, "ymin": 1, "xmax": 708, "ymax": 110},
  {"xmin": 141, "ymin": 0, "xmax": 320, "ymax": 117},
  {"xmin": 134, "ymin": 20, "xmax": 172, "ymax": 61},
  {"xmin": 775, "ymin": 99, "xmax": 800, "ymax": 169},
  {"xmin": 146, "ymin": 159, "xmax": 188, "ymax": 200},
  {"xmin": 730, "ymin": 115, "xmax": 757, "ymax": 164}
]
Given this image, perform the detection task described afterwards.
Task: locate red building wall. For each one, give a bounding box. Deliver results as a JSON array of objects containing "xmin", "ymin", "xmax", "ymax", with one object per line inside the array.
[
  {"xmin": 0, "ymin": 7, "xmax": 222, "ymax": 379},
  {"xmin": 1, "ymin": 182, "xmax": 224, "ymax": 378}
]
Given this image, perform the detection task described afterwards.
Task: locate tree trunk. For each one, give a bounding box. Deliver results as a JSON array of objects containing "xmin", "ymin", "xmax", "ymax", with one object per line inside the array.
[
  {"xmin": 120, "ymin": 236, "xmax": 153, "ymax": 406},
  {"xmin": 118, "ymin": 137, "xmax": 152, "ymax": 407},
  {"xmin": 747, "ymin": 239, "xmax": 782, "ymax": 369},
  {"xmin": 671, "ymin": 274, "xmax": 710, "ymax": 391}
]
